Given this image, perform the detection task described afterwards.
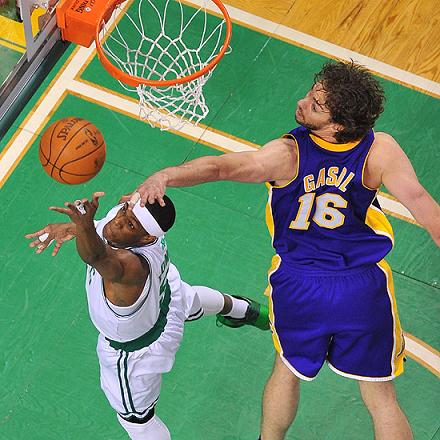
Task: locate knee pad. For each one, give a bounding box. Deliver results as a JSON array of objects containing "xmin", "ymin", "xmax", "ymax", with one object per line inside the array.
[{"xmin": 117, "ymin": 413, "xmax": 171, "ymax": 440}]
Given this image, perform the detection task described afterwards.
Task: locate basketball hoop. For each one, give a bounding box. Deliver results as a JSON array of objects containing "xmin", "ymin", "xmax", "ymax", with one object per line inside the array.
[{"xmin": 57, "ymin": 0, "xmax": 232, "ymax": 130}]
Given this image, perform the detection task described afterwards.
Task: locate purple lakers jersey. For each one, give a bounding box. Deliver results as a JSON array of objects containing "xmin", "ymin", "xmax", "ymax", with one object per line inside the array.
[{"xmin": 266, "ymin": 126, "xmax": 394, "ymax": 271}]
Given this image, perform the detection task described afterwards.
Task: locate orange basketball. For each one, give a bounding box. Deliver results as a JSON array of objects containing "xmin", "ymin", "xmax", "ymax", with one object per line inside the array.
[{"xmin": 39, "ymin": 117, "xmax": 106, "ymax": 184}]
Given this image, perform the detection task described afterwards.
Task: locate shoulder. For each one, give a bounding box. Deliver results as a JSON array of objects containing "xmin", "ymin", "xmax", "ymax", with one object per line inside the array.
[
  {"xmin": 365, "ymin": 132, "xmax": 409, "ymax": 188},
  {"xmin": 264, "ymin": 136, "xmax": 297, "ymax": 147},
  {"xmin": 368, "ymin": 132, "xmax": 408, "ymax": 163},
  {"xmin": 260, "ymin": 137, "xmax": 298, "ymax": 186},
  {"xmin": 262, "ymin": 136, "xmax": 298, "ymax": 168},
  {"xmin": 260, "ymin": 136, "xmax": 298, "ymax": 158},
  {"xmin": 371, "ymin": 131, "xmax": 402, "ymax": 151}
]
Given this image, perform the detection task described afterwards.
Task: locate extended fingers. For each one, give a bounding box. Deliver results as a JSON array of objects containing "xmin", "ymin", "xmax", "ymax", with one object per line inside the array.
[
  {"xmin": 25, "ymin": 227, "xmax": 47, "ymax": 239},
  {"xmin": 154, "ymin": 195, "xmax": 165, "ymax": 207},
  {"xmin": 49, "ymin": 205, "xmax": 74, "ymax": 215},
  {"xmin": 29, "ymin": 238, "xmax": 44, "ymax": 248},
  {"xmin": 137, "ymin": 188, "xmax": 165, "ymax": 207},
  {"xmin": 140, "ymin": 193, "xmax": 165, "ymax": 207},
  {"xmin": 65, "ymin": 201, "xmax": 80, "ymax": 212},
  {"xmin": 52, "ymin": 241, "xmax": 62, "ymax": 257},
  {"xmin": 92, "ymin": 191, "xmax": 105, "ymax": 205},
  {"xmin": 35, "ymin": 241, "xmax": 49, "ymax": 254}
]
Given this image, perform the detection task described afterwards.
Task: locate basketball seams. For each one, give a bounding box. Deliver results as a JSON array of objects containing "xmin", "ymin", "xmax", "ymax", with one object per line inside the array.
[
  {"xmin": 48, "ymin": 119, "xmax": 65, "ymax": 163},
  {"xmin": 50, "ymin": 121, "xmax": 94, "ymax": 176},
  {"xmin": 55, "ymin": 167, "xmax": 100, "ymax": 184},
  {"xmin": 50, "ymin": 120, "xmax": 92, "ymax": 176},
  {"xmin": 58, "ymin": 140, "xmax": 105, "ymax": 175},
  {"xmin": 39, "ymin": 120, "xmax": 61, "ymax": 166},
  {"xmin": 39, "ymin": 117, "xmax": 106, "ymax": 184}
]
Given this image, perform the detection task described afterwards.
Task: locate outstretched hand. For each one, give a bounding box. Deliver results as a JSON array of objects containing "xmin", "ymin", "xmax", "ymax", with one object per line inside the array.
[
  {"xmin": 124, "ymin": 175, "xmax": 167, "ymax": 209},
  {"xmin": 25, "ymin": 223, "xmax": 76, "ymax": 256},
  {"xmin": 49, "ymin": 192, "xmax": 105, "ymax": 227}
]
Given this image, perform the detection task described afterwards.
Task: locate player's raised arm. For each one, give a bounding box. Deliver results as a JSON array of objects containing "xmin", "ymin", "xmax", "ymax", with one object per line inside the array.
[
  {"xmin": 128, "ymin": 137, "xmax": 297, "ymax": 207},
  {"xmin": 369, "ymin": 133, "xmax": 440, "ymax": 246},
  {"xmin": 49, "ymin": 192, "xmax": 149, "ymax": 286}
]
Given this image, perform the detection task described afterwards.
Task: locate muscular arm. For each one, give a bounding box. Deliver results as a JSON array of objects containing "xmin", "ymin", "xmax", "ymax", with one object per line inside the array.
[
  {"xmin": 75, "ymin": 222, "xmax": 148, "ymax": 285},
  {"xmin": 164, "ymin": 139, "xmax": 295, "ymax": 184},
  {"xmin": 76, "ymin": 222, "xmax": 149, "ymax": 306},
  {"xmin": 135, "ymin": 137, "xmax": 298, "ymax": 205},
  {"xmin": 37, "ymin": 194, "xmax": 149, "ymax": 307},
  {"xmin": 366, "ymin": 132, "xmax": 440, "ymax": 246}
]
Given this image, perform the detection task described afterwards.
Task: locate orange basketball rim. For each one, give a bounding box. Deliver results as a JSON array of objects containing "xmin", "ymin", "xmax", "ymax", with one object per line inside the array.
[{"xmin": 56, "ymin": 0, "xmax": 232, "ymax": 87}]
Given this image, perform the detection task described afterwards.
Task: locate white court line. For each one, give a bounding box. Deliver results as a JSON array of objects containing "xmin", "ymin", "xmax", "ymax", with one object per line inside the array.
[
  {"xmin": 0, "ymin": 83, "xmax": 65, "ymax": 180},
  {"xmin": 379, "ymin": 194, "xmax": 415, "ymax": 222},
  {"xmin": 405, "ymin": 334, "xmax": 440, "ymax": 376},
  {"xmin": 0, "ymin": 48, "xmax": 95, "ymax": 179},
  {"xmin": 187, "ymin": 0, "xmax": 440, "ymax": 96},
  {"xmin": 0, "ymin": 2, "xmax": 437, "ymax": 375}
]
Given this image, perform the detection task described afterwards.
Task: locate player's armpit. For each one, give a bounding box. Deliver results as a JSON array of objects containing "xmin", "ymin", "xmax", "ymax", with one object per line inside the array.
[
  {"xmin": 92, "ymin": 247, "xmax": 150, "ymax": 285},
  {"xmin": 96, "ymin": 250, "xmax": 150, "ymax": 307}
]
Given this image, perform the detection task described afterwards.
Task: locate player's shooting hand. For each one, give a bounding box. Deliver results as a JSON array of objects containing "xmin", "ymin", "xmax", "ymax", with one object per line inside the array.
[
  {"xmin": 25, "ymin": 223, "xmax": 76, "ymax": 256},
  {"xmin": 128, "ymin": 175, "xmax": 167, "ymax": 209},
  {"xmin": 49, "ymin": 192, "xmax": 105, "ymax": 227}
]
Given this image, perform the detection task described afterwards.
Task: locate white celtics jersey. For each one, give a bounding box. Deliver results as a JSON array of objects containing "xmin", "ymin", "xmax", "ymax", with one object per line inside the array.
[{"xmin": 85, "ymin": 213, "xmax": 171, "ymax": 342}]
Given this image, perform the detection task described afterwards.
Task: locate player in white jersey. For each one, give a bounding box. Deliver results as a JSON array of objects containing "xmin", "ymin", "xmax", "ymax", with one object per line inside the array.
[{"xmin": 25, "ymin": 191, "xmax": 269, "ymax": 439}]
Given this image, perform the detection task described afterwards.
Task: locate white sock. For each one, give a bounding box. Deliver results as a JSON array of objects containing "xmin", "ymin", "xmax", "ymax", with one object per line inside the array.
[
  {"xmin": 117, "ymin": 414, "xmax": 171, "ymax": 440},
  {"xmin": 193, "ymin": 286, "xmax": 225, "ymax": 316},
  {"xmin": 225, "ymin": 295, "xmax": 249, "ymax": 319}
]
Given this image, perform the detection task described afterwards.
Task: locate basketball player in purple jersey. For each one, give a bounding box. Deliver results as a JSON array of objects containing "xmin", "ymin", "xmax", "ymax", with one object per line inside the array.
[{"xmin": 127, "ymin": 61, "xmax": 439, "ymax": 440}]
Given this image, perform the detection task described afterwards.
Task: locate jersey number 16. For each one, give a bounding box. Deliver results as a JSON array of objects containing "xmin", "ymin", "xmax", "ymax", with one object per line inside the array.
[{"xmin": 290, "ymin": 192, "xmax": 347, "ymax": 230}]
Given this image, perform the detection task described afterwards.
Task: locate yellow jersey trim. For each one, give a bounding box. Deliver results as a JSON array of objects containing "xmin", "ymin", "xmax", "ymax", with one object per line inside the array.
[
  {"xmin": 269, "ymin": 134, "xmax": 299, "ymax": 188},
  {"xmin": 265, "ymin": 184, "xmax": 275, "ymax": 245},
  {"xmin": 309, "ymin": 133, "xmax": 360, "ymax": 152},
  {"xmin": 266, "ymin": 255, "xmax": 283, "ymax": 354},
  {"xmin": 377, "ymin": 259, "xmax": 405, "ymax": 377},
  {"xmin": 362, "ymin": 142, "xmax": 378, "ymax": 190},
  {"xmin": 365, "ymin": 200, "xmax": 395, "ymax": 246}
]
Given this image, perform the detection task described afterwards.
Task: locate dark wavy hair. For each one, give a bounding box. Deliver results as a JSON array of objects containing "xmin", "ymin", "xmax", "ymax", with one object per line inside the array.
[{"xmin": 314, "ymin": 61, "xmax": 385, "ymax": 142}]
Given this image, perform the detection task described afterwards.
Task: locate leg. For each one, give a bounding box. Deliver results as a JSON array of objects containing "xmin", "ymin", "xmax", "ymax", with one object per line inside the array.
[
  {"xmin": 192, "ymin": 285, "xmax": 246, "ymax": 316},
  {"xmin": 118, "ymin": 413, "xmax": 171, "ymax": 440},
  {"xmin": 359, "ymin": 380, "xmax": 413, "ymax": 440},
  {"xmin": 261, "ymin": 354, "xmax": 300, "ymax": 440},
  {"xmin": 97, "ymin": 335, "xmax": 168, "ymax": 438},
  {"xmin": 191, "ymin": 285, "xmax": 269, "ymax": 329}
]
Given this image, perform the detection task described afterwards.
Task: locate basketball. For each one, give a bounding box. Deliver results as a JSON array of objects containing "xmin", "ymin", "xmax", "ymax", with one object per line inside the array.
[{"xmin": 39, "ymin": 117, "xmax": 106, "ymax": 184}]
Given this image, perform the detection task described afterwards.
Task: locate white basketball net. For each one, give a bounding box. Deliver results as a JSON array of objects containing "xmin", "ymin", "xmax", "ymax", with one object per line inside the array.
[{"xmin": 100, "ymin": 0, "xmax": 230, "ymax": 130}]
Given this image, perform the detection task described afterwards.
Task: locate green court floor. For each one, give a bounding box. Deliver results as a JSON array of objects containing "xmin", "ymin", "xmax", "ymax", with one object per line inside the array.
[{"xmin": 0, "ymin": 2, "xmax": 439, "ymax": 439}]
